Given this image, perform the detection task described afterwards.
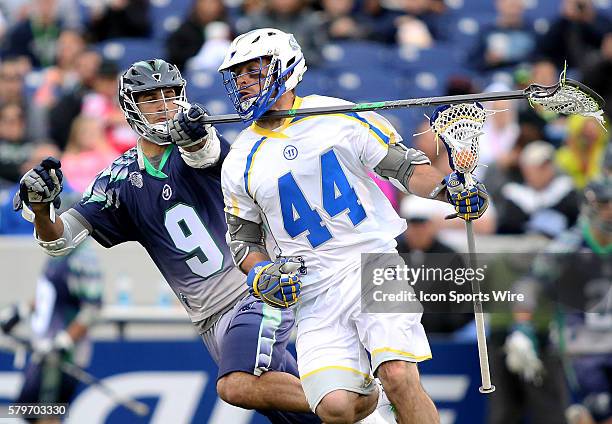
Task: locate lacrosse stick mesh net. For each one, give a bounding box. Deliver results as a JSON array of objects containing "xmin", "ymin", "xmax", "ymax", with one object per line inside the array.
[
  {"xmin": 528, "ymin": 80, "xmax": 606, "ymax": 125},
  {"xmin": 430, "ymin": 103, "xmax": 486, "ymax": 175}
]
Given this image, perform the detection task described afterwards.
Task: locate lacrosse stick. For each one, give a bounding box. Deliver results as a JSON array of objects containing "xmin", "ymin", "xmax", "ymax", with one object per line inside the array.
[
  {"xmin": 201, "ymin": 77, "xmax": 605, "ymax": 125},
  {"xmin": 430, "ymin": 102, "xmax": 495, "ymax": 394},
  {"xmin": 0, "ymin": 334, "xmax": 149, "ymax": 416}
]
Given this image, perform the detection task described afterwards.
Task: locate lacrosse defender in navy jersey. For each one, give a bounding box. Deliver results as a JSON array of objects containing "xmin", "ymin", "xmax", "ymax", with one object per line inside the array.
[
  {"xmin": 0, "ymin": 241, "xmax": 102, "ymax": 424},
  {"xmin": 14, "ymin": 58, "xmax": 319, "ymax": 423}
]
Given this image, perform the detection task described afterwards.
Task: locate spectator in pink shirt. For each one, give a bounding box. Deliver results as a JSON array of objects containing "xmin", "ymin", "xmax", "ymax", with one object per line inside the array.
[
  {"xmin": 81, "ymin": 60, "xmax": 136, "ymax": 154},
  {"xmin": 61, "ymin": 115, "xmax": 117, "ymax": 193}
]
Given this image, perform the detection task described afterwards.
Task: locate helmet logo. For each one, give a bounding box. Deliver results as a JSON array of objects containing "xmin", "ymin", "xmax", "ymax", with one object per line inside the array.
[
  {"xmin": 283, "ymin": 145, "xmax": 298, "ymax": 160},
  {"xmin": 162, "ymin": 184, "xmax": 172, "ymax": 200},
  {"xmin": 152, "ymin": 73, "xmax": 162, "ymax": 82},
  {"xmin": 289, "ymin": 35, "xmax": 299, "ymax": 51}
]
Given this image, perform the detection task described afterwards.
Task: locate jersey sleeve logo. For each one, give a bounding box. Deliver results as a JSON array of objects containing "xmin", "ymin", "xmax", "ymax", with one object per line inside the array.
[{"xmin": 129, "ymin": 172, "xmax": 143, "ymax": 188}]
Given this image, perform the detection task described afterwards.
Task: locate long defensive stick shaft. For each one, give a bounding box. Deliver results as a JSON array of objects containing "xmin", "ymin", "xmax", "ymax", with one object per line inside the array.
[
  {"xmin": 202, "ymin": 89, "xmax": 529, "ymax": 125},
  {"xmin": 59, "ymin": 361, "xmax": 149, "ymax": 416},
  {"xmin": 463, "ymin": 173, "xmax": 495, "ymax": 393},
  {"xmin": 466, "ymin": 220, "xmax": 495, "ymax": 393},
  {"xmin": 0, "ymin": 334, "xmax": 149, "ymax": 416}
]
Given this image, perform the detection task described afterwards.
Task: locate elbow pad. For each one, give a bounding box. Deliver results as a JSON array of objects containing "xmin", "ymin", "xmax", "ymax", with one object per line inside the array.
[
  {"xmin": 225, "ymin": 213, "xmax": 268, "ymax": 267},
  {"xmin": 374, "ymin": 143, "xmax": 431, "ymax": 193},
  {"xmin": 37, "ymin": 210, "xmax": 90, "ymax": 257}
]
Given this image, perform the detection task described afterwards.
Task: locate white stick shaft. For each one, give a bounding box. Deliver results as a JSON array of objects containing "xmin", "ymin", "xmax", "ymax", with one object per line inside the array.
[
  {"xmin": 464, "ymin": 173, "xmax": 495, "ymax": 393},
  {"xmin": 464, "ymin": 173, "xmax": 475, "ymax": 188},
  {"xmin": 60, "ymin": 362, "xmax": 149, "ymax": 416}
]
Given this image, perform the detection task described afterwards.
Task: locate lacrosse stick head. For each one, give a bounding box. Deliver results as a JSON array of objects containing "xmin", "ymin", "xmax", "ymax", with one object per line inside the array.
[
  {"xmin": 526, "ymin": 78, "xmax": 606, "ymax": 124},
  {"xmin": 430, "ymin": 103, "xmax": 485, "ymax": 177}
]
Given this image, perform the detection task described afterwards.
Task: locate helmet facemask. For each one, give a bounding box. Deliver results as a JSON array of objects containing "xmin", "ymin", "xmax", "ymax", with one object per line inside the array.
[
  {"xmin": 121, "ymin": 86, "xmax": 185, "ymax": 145},
  {"xmin": 119, "ymin": 59, "xmax": 187, "ymax": 145},
  {"xmin": 221, "ymin": 54, "xmax": 301, "ymax": 123}
]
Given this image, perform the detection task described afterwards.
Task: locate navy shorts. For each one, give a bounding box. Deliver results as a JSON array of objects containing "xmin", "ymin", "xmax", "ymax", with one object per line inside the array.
[
  {"xmin": 201, "ymin": 295, "xmax": 320, "ymax": 424},
  {"xmin": 202, "ymin": 294, "xmax": 297, "ymax": 379},
  {"xmin": 17, "ymin": 357, "xmax": 78, "ymax": 422}
]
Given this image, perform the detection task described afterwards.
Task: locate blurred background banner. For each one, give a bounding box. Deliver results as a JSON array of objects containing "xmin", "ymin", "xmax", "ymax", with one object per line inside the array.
[{"xmin": 0, "ymin": 340, "xmax": 485, "ymax": 424}]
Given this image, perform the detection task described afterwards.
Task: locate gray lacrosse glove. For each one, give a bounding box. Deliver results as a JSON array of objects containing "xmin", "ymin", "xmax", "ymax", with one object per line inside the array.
[
  {"xmin": 16, "ymin": 156, "xmax": 63, "ymax": 206},
  {"xmin": 168, "ymin": 101, "xmax": 212, "ymax": 148}
]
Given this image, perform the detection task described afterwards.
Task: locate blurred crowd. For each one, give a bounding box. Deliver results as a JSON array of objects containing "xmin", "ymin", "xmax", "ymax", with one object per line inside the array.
[{"xmin": 0, "ymin": 0, "xmax": 609, "ymax": 238}]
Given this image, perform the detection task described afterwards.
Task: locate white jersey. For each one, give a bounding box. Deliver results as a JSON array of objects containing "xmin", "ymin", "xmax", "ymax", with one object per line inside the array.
[{"xmin": 221, "ymin": 95, "xmax": 407, "ymax": 298}]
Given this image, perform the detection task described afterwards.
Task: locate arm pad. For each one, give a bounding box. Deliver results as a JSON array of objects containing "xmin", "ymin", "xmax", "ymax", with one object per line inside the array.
[
  {"xmin": 225, "ymin": 213, "xmax": 268, "ymax": 267},
  {"xmin": 179, "ymin": 128, "xmax": 221, "ymax": 169},
  {"xmin": 373, "ymin": 143, "xmax": 431, "ymax": 193},
  {"xmin": 36, "ymin": 209, "xmax": 91, "ymax": 257}
]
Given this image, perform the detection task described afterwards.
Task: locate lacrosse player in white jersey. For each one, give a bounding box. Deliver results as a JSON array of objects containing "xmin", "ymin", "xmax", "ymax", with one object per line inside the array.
[{"xmin": 219, "ymin": 28, "xmax": 489, "ymax": 424}]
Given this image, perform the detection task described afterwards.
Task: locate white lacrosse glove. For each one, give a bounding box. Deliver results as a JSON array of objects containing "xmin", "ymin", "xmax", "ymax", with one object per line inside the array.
[
  {"xmin": 32, "ymin": 330, "xmax": 74, "ymax": 363},
  {"xmin": 504, "ymin": 322, "xmax": 544, "ymax": 385}
]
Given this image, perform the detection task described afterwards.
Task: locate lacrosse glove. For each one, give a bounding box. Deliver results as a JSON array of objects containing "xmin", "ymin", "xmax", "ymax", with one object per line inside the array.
[
  {"xmin": 15, "ymin": 157, "xmax": 63, "ymax": 211},
  {"xmin": 247, "ymin": 258, "xmax": 303, "ymax": 308},
  {"xmin": 168, "ymin": 101, "xmax": 211, "ymax": 148},
  {"xmin": 504, "ymin": 321, "xmax": 544, "ymax": 385},
  {"xmin": 444, "ymin": 171, "xmax": 489, "ymax": 221},
  {"xmin": 0, "ymin": 303, "xmax": 29, "ymax": 335},
  {"xmin": 32, "ymin": 330, "xmax": 74, "ymax": 363}
]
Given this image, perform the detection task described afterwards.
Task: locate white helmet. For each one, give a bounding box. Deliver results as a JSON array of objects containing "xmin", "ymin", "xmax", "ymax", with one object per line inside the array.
[{"xmin": 218, "ymin": 28, "xmax": 307, "ymax": 123}]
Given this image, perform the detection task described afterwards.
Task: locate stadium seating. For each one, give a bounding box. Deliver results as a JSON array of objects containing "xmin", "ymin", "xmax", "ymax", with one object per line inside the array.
[
  {"xmin": 296, "ymin": 69, "xmax": 334, "ymax": 97},
  {"xmin": 94, "ymin": 38, "xmax": 166, "ymax": 71},
  {"xmin": 321, "ymin": 41, "xmax": 393, "ymax": 70},
  {"xmin": 149, "ymin": 0, "xmax": 192, "ymax": 41}
]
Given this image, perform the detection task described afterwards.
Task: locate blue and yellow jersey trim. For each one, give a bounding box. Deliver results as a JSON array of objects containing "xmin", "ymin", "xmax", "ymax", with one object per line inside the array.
[
  {"xmin": 249, "ymin": 96, "xmax": 305, "ymax": 138},
  {"xmin": 243, "ymin": 136, "xmax": 268, "ymax": 197},
  {"xmin": 243, "ymin": 95, "xmax": 395, "ymax": 197}
]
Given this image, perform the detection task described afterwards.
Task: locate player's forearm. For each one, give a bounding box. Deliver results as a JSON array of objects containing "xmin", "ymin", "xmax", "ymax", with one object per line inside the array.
[
  {"xmin": 31, "ymin": 203, "xmax": 64, "ymax": 241},
  {"xmin": 239, "ymin": 252, "xmax": 271, "ymax": 274},
  {"xmin": 409, "ymin": 164, "xmax": 447, "ymax": 201},
  {"xmin": 66, "ymin": 320, "xmax": 89, "ymax": 343}
]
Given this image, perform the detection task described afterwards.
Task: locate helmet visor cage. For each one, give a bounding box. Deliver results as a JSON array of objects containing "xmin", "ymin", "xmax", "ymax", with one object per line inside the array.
[
  {"xmin": 122, "ymin": 85, "xmax": 185, "ymax": 145},
  {"xmin": 222, "ymin": 56, "xmax": 301, "ymax": 123},
  {"xmin": 222, "ymin": 57, "xmax": 279, "ymax": 122}
]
